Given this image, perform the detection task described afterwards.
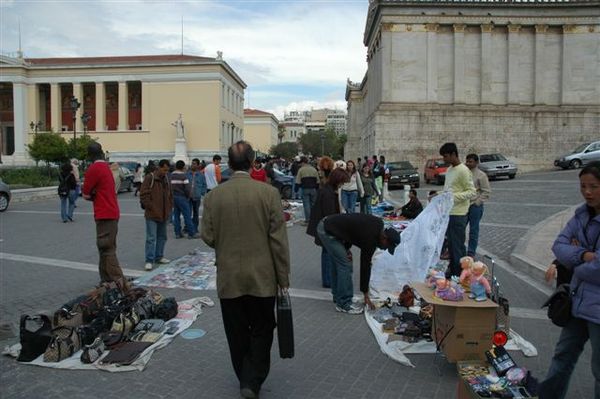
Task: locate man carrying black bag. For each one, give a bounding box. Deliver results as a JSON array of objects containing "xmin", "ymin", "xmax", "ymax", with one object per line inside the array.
[{"xmin": 201, "ymin": 141, "xmax": 291, "ymax": 399}]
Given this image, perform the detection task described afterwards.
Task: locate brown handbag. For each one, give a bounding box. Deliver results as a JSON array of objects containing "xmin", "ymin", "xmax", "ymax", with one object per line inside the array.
[{"xmin": 43, "ymin": 327, "xmax": 81, "ymax": 362}]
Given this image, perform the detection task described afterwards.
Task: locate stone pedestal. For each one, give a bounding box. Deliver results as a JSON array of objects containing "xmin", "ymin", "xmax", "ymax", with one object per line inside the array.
[{"xmin": 173, "ymin": 137, "xmax": 189, "ymax": 165}]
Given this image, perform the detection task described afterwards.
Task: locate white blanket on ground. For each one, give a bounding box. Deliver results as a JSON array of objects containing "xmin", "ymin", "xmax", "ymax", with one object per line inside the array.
[
  {"xmin": 3, "ymin": 297, "xmax": 214, "ymax": 372},
  {"xmin": 369, "ymin": 193, "xmax": 453, "ymax": 299},
  {"xmin": 365, "ymin": 310, "xmax": 538, "ymax": 368}
]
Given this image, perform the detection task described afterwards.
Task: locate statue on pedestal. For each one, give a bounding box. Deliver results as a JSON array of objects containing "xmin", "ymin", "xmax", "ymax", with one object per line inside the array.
[
  {"xmin": 172, "ymin": 113, "xmax": 189, "ymax": 164},
  {"xmin": 172, "ymin": 114, "xmax": 185, "ymax": 139}
]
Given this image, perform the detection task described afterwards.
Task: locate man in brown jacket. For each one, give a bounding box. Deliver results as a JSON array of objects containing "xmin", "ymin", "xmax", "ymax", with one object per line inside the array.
[
  {"xmin": 140, "ymin": 159, "xmax": 174, "ymax": 271},
  {"xmin": 201, "ymin": 141, "xmax": 290, "ymax": 399}
]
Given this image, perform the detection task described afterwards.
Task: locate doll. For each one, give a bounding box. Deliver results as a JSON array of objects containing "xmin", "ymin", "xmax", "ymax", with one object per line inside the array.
[
  {"xmin": 469, "ymin": 261, "xmax": 491, "ymax": 301},
  {"xmin": 434, "ymin": 278, "xmax": 464, "ymax": 301},
  {"xmin": 459, "ymin": 256, "xmax": 474, "ymax": 292}
]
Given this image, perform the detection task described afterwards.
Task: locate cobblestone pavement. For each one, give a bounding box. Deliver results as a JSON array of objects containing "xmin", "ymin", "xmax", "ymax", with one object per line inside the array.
[{"xmin": 0, "ymin": 168, "xmax": 593, "ymax": 398}]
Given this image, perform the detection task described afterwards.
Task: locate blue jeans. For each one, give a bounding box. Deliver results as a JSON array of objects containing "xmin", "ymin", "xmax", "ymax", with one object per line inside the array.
[
  {"xmin": 321, "ymin": 248, "xmax": 332, "ymax": 288},
  {"xmin": 302, "ymin": 188, "xmax": 317, "ymax": 221},
  {"xmin": 173, "ymin": 195, "xmax": 196, "ymax": 237},
  {"xmin": 539, "ymin": 317, "xmax": 600, "ymax": 399},
  {"xmin": 60, "ymin": 190, "xmax": 77, "ymax": 221},
  {"xmin": 446, "ymin": 214, "xmax": 468, "ymax": 277},
  {"xmin": 190, "ymin": 198, "xmax": 201, "ymax": 231},
  {"xmin": 145, "ymin": 219, "xmax": 167, "ymax": 263},
  {"xmin": 360, "ymin": 195, "xmax": 372, "ymax": 214},
  {"xmin": 467, "ymin": 204, "xmax": 484, "ymax": 256},
  {"xmin": 317, "ymin": 220, "xmax": 353, "ymax": 309},
  {"xmin": 341, "ymin": 190, "xmax": 358, "ymax": 213}
]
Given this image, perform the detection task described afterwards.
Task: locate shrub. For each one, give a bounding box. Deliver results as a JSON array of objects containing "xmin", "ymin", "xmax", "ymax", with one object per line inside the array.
[{"xmin": 0, "ymin": 167, "xmax": 60, "ymax": 188}]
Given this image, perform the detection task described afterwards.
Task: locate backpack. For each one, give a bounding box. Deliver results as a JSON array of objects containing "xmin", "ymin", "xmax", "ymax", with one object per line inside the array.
[{"xmin": 57, "ymin": 175, "xmax": 69, "ymax": 197}]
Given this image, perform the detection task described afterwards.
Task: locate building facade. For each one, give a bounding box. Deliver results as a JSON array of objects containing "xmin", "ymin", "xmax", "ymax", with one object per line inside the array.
[
  {"xmin": 280, "ymin": 121, "xmax": 306, "ymax": 143},
  {"xmin": 243, "ymin": 108, "xmax": 279, "ymax": 154},
  {"xmin": 346, "ymin": 0, "xmax": 600, "ymax": 172},
  {"xmin": 0, "ymin": 53, "xmax": 246, "ymax": 165}
]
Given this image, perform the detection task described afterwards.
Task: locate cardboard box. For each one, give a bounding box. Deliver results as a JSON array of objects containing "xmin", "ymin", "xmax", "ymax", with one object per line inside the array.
[{"xmin": 412, "ymin": 282, "xmax": 498, "ymax": 363}]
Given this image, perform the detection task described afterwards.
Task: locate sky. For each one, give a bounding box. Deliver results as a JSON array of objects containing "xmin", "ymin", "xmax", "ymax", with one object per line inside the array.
[{"xmin": 0, "ymin": 0, "xmax": 370, "ymax": 120}]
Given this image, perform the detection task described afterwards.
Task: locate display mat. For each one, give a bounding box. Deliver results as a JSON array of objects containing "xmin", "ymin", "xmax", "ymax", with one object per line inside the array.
[{"xmin": 133, "ymin": 250, "xmax": 216, "ymax": 290}]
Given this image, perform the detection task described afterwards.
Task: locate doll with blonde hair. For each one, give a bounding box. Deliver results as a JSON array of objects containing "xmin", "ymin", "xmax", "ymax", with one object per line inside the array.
[{"xmin": 469, "ymin": 261, "xmax": 491, "ymax": 301}]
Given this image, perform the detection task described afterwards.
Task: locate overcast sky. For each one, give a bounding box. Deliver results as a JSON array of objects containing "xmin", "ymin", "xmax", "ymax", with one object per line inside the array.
[{"xmin": 0, "ymin": 0, "xmax": 369, "ymax": 119}]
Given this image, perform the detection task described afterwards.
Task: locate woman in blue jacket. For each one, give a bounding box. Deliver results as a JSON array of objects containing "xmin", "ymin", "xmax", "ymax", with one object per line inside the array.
[{"xmin": 539, "ymin": 162, "xmax": 600, "ymax": 399}]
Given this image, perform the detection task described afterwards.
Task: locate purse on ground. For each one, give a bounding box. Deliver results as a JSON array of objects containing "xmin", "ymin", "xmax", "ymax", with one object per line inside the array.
[{"xmin": 276, "ymin": 289, "xmax": 294, "ymax": 359}]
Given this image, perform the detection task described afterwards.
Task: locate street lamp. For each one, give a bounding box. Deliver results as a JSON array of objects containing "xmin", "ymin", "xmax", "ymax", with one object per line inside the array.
[
  {"xmin": 230, "ymin": 122, "xmax": 236, "ymax": 145},
  {"xmin": 29, "ymin": 121, "xmax": 42, "ymax": 135},
  {"xmin": 320, "ymin": 131, "xmax": 325, "ymax": 156},
  {"xmin": 81, "ymin": 112, "xmax": 91, "ymax": 134},
  {"xmin": 70, "ymin": 96, "xmax": 81, "ymax": 152}
]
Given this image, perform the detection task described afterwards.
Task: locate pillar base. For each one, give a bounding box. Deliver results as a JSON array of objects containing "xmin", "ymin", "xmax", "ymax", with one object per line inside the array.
[{"xmin": 172, "ymin": 138, "xmax": 189, "ymax": 165}]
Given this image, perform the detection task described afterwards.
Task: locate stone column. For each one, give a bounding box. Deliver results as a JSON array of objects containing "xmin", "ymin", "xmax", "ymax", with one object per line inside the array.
[
  {"xmin": 453, "ymin": 24, "xmax": 466, "ymax": 104},
  {"xmin": 507, "ymin": 24, "xmax": 521, "ymax": 104},
  {"xmin": 426, "ymin": 23, "xmax": 439, "ymax": 102},
  {"xmin": 30, "ymin": 84, "xmax": 40, "ymax": 129},
  {"xmin": 141, "ymin": 81, "xmax": 150, "ymax": 130},
  {"xmin": 534, "ymin": 25, "xmax": 548, "ymax": 104},
  {"xmin": 95, "ymin": 82, "xmax": 105, "ymax": 131},
  {"xmin": 73, "ymin": 82, "xmax": 84, "ymax": 133},
  {"xmin": 50, "ymin": 83, "xmax": 61, "ymax": 132},
  {"xmin": 480, "ymin": 24, "xmax": 494, "ymax": 104},
  {"xmin": 561, "ymin": 25, "xmax": 577, "ymax": 105},
  {"xmin": 12, "ymin": 83, "xmax": 28, "ymax": 159},
  {"xmin": 118, "ymin": 81, "xmax": 128, "ymax": 131}
]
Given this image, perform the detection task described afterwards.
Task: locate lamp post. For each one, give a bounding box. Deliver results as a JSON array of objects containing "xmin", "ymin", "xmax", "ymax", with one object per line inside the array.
[
  {"xmin": 29, "ymin": 121, "xmax": 42, "ymax": 135},
  {"xmin": 70, "ymin": 96, "xmax": 81, "ymax": 152},
  {"xmin": 320, "ymin": 130, "xmax": 325, "ymax": 156},
  {"xmin": 81, "ymin": 112, "xmax": 91, "ymax": 134},
  {"xmin": 230, "ymin": 122, "xmax": 236, "ymax": 145}
]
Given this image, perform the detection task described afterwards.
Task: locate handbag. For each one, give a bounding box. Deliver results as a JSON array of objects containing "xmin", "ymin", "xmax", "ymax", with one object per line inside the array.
[
  {"xmin": 43, "ymin": 326, "xmax": 81, "ymax": 362},
  {"xmin": 276, "ymin": 289, "xmax": 294, "ymax": 359},
  {"xmin": 99, "ymin": 341, "xmax": 152, "ymax": 365},
  {"xmin": 80, "ymin": 336, "xmax": 105, "ymax": 364},
  {"xmin": 542, "ymin": 283, "xmax": 572, "ymax": 327},
  {"xmin": 17, "ymin": 314, "xmax": 53, "ymax": 362}
]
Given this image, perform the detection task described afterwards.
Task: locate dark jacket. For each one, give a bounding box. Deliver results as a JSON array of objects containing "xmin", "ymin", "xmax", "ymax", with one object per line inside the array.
[
  {"xmin": 140, "ymin": 172, "xmax": 173, "ymax": 222},
  {"xmin": 306, "ymin": 185, "xmax": 340, "ymax": 245},
  {"xmin": 400, "ymin": 198, "xmax": 423, "ymax": 219},
  {"xmin": 59, "ymin": 171, "xmax": 77, "ymax": 191}
]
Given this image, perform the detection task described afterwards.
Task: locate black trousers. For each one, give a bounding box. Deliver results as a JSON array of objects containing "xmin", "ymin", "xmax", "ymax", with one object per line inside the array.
[{"xmin": 220, "ymin": 295, "xmax": 276, "ymax": 392}]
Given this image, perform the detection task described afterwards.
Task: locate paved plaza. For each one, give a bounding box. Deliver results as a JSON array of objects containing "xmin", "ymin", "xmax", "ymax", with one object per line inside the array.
[{"xmin": 0, "ymin": 168, "xmax": 594, "ymax": 398}]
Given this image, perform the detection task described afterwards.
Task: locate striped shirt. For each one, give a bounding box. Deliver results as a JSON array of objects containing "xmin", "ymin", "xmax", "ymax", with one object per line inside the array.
[{"xmin": 170, "ymin": 170, "xmax": 191, "ymax": 197}]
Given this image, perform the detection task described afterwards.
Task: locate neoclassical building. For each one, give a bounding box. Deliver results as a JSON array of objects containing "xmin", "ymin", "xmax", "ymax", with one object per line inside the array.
[
  {"xmin": 346, "ymin": 0, "xmax": 600, "ymax": 171},
  {"xmin": 0, "ymin": 53, "xmax": 246, "ymax": 165},
  {"xmin": 243, "ymin": 108, "xmax": 279, "ymax": 154}
]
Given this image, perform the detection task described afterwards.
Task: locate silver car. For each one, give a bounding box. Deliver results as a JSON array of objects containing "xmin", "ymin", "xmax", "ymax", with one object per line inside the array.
[
  {"xmin": 0, "ymin": 178, "xmax": 11, "ymax": 212},
  {"xmin": 554, "ymin": 141, "xmax": 600, "ymax": 169},
  {"xmin": 478, "ymin": 153, "xmax": 518, "ymax": 180}
]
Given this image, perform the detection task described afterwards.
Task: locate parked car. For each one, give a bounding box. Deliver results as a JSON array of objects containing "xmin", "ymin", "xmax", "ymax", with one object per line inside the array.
[
  {"xmin": 554, "ymin": 141, "xmax": 600, "ymax": 169},
  {"xmin": 219, "ymin": 166, "xmax": 293, "ymax": 199},
  {"xmin": 478, "ymin": 153, "xmax": 518, "ymax": 180},
  {"xmin": 0, "ymin": 178, "xmax": 11, "ymax": 212},
  {"xmin": 118, "ymin": 161, "xmax": 139, "ymax": 173},
  {"xmin": 118, "ymin": 166, "xmax": 135, "ymax": 192},
  {"xmin": 424, "ymin": 158, "xmax": 449, "ymax": 185},
  {"xmin": 386, "ymin": 161, "xmax": 420, "ymax": 189}
]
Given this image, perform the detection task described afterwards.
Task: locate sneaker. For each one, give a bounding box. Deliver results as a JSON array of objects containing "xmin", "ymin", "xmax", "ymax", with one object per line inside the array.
[
  {"xmin": 335, "ymin": 304, "xmax": 363, "ymax": 315},
  {"xmin": 156, "ymin": 257, "xmax": 171, "ymax": 264},
  {"xmin": 144, "ymin": 262, "xmax": 153, "ymax": 271},
  {"xmin": 189, "ymin": 233, "xmax": 201, "ymax": 239}
]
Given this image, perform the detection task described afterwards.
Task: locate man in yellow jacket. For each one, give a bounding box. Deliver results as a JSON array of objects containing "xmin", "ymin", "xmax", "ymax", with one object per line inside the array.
[{"xmin": 440, "ymin": 142, "xmax": 477, "ymax": 277}]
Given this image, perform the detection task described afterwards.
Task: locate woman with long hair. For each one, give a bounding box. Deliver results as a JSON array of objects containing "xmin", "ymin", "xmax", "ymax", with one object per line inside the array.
[
  {"xmin": 58, "ymin": 162, "xmax": 77, "ymax": 222},
  {"xmin": 340, "ymin": 160, "xmax": 364, "ymax": 214},
  {"xmin": 133, "ymin": 163, "xmax": 143, "ymax": 196},
  {"xmin": 359, "ymin": 163, "xmax": 379, "ymax": 214}
]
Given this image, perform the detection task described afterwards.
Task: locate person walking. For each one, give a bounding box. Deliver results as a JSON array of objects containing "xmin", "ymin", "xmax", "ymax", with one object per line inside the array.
[
  {"xmin": 140, "ymin": 159, "xmax": 173, "ymax": 271},
  {"xmin": 538, "ymin": 162, "xmax": 600, "ymax": 399},
  {"xmin": 58, "ymin": 162, "xmax": 77, "ymax": 223},
  {"xmin": 82, "ymin": 142, "xmax": 126, "ymax": 284},
  {"xmin": 171, "ymin": 160, "xmax": 198, "ymax": 239},
  {"xmin": 201, "ymin": 141, "xmax": 290, "ymax": 399},
  {"xmin": 359, "ymin": 163, "xmax": 379, "ymax": 214},
  {"xmin": 188, "ymin": 158, "xmax": 207, "ymax": 233},
  {"xmin": 465, "ymin": 153, "xmax": 491, "ymax": 257},
  {"xmin": 296, "ymin": 156, "xmax": 319, "ymax": 225},
  {"xmin": 440, "ymin": 142, "xmax": 477, "ymax": 277},
  {"xmin": 317, "ymin": 213, "xmax": 400, "ymax": 314},
  {"xmin": 204, "ymin": 154, "xmax": 222, "ymax": 192},
  {"xmin": 340, "ymin": 160, "xmax": 364, "ymax": 214},
  {"xmin": 133, "ymin": 163, "xmax": 143, "ymax": 197},
  {"xmin": 307, "ymin": 168, "xmax": 349, "ymax": 288}
]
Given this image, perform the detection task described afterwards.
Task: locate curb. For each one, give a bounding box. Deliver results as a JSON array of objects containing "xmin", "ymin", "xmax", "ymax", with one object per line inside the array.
[{"xmin": 10, "ymin": 186, "xmax": 58, "ymax": 204}]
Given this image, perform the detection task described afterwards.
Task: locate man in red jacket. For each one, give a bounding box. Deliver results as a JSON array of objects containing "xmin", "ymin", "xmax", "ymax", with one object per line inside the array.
[{"xmin": 82, "ymin": 142, "xmax": 125, "ymax": 283}]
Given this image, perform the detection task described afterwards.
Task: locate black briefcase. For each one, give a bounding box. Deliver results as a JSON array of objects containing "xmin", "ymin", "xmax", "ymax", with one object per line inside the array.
[{"xmin": 276, "ymin": 290, "xmax": 294, "ymax": 359}]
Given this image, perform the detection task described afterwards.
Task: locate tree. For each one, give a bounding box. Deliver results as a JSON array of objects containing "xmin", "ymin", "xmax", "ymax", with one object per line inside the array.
[
  {"xmin": 27, "ymin": 133, "xmax": 69, "ymax": 174},
  {"xmin": 68, "ymin": 134, "xmax": 99, "ymax": 161},
  {"xmin": 298, "ymin": 128, "xmax": 344, "ymax": 158},
  {"xmin": 269, "ymin": 142, "xmax": 299, "ymax": 159}
]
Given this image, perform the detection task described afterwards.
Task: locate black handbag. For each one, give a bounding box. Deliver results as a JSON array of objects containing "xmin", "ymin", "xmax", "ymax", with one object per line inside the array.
[
  {"xmin": 276, "ymin": 289, "xmax": 294, "ymax": 359},
  {"xmin": 542, "ymin": 283, "xmax": 572, "ymax": 327},
  {"xmin": 17, "ymin": 314, "xmax": 53, "ymax": 362}
]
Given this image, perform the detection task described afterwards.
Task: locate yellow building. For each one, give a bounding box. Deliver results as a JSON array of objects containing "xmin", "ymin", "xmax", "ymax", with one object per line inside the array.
[
  {"xmin": 0, "ymin": 53, "xmax": 246, "ymax": 165},
  {"xmin": 242, "ymin": 109, "xmax": 279, "ymax": 154}
]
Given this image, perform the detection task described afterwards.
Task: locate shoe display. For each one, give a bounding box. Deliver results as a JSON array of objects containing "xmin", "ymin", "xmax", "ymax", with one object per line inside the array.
[
  {"xmin": 156, "ymin": 258, "xmax": 171, "ymax": 264},
  {"xmin": 144, "ymin": 262, "xmax": 153, "ymax": 271},
  {"xmin": 335, "ymin": 304, "xmax": 363, "ymax": 315}
]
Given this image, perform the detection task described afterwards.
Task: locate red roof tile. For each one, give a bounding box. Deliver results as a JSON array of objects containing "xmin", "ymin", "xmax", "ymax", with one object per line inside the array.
[
  {"xmin": 244, "ymin": 109, "xmax": 274, "ymax": 117},
  {"xmin": 24, "ymin": 54, "xmax": 215, "ymax": 66}
]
